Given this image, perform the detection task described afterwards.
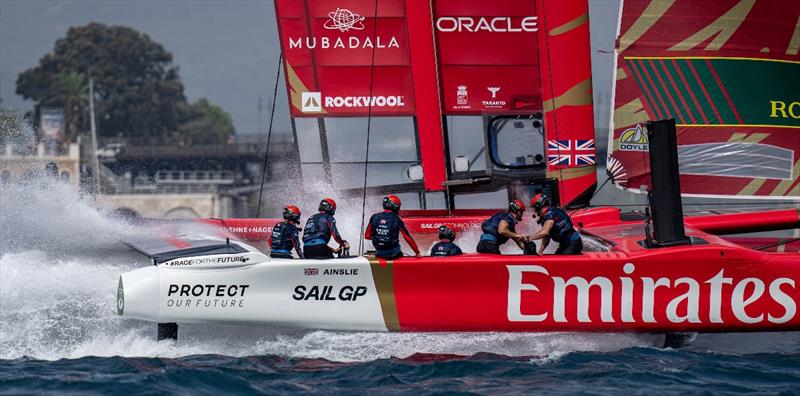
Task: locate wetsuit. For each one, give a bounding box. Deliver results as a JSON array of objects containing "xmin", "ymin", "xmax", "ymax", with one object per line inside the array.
[
  {"xmin": 269, "ymin": 221, "xmax": 303, "ymax": 259},
  {"xmin": 539, "ymin": 207, "xmax": 582, "ymax": 255},
  {"xmin": 477, "ymin": 211, "xmax": 518, "ymax": 254},
  {"xmin": 365, "ymin": 210, "xmax": 420, "ymax": 259},
  {"xmin": 302, "ymin": 212, "xmax": 344, "ymax": 259},
  {"xmin": 430, "ymin": 240, "xmax": 463, "ymax": 257}
]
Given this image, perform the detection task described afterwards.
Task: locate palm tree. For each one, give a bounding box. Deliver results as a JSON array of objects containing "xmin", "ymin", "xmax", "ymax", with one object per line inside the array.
[{"xmin": 52, "ymin": 71, "xmax": 88, "ymax": 143}]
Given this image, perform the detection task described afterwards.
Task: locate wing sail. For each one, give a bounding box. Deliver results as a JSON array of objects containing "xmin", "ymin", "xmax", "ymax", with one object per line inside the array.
[{"xmin": 609, "ymin": 0, "xmax": 800, "ymax": 200}]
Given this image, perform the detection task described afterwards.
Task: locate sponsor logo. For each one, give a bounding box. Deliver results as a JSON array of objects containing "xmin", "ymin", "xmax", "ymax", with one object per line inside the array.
[
  {"xmin": 324, "ymin": 8, "xmax": 365, "ymax": 32},
  {"xmin": 456, "ymin": 85, "xmax": 468, "ymax": 106},
  {"xmin": 287, "ymin": 8, "xmax": 399, "ymax": 50},
  {"xmin": 419, "ymin": 222, "xmax": 479, "ymax": 230},
  {"xmin": 166, "ymin": 284, "xmax": 250, "ymax": 308},
  {"xmin": 324, "ymin": 95, "xmax": 405, "ymax": 108},
  {"xmin": 305, "ymin": 268, "xmax": 319, "ymax": 276},
  {"xmin": 300, "ymin": 92, "xmax": 406, "ymax": 112},
  {"xmin": 507, "ymin": 264, "xmax": 796, "ymax": 324},
  {"xmin": 302, "ymin": 92, "xmax": 322, "ymax": 113},
  {"xmin": 483, "ymin": 86, "xmax": 506, "ymax": 109},
  {"xmin": 292, "ymin": 285, "xmax": 368, "ymax": 301},
  {"xmin": 769, "ymin": 100, "xmax": 800, "ymax": 119},
  {"xmin": 619, "ymin": 124, "xmax": 648, "ymax": 152},
  {"xmin": 436, "ymin": 16, "xmax": 538, "ymax": 33},
  {"xmin": 162, "ymin": 256, "xmax": 250, "ymax": 267},
  {"xmin": 223, "ymin": 226, "xmax": 273, "ymax": 234},
  {"xmin": 289, "ymin": 36, "xmax": 399, "ymax": 50}
]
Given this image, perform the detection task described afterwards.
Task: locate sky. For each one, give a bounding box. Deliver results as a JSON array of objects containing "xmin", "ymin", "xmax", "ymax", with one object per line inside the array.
[{"xmin": 0, "ymin": 0, "xmax": 621, "ymax": 139}]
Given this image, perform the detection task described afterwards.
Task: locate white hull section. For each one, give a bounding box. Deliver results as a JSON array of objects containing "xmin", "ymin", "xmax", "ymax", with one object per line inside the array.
[{"xmin": 119, "ymin": 254, "xmax": 388, "ymax": 331}]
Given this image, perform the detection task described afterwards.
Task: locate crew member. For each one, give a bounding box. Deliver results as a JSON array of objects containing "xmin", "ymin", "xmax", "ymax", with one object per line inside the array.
[
  {"xmin": 430, "ymin": 225, "xmax": 463, "ymax": 257},
  {"xmin": 365, "ymin": 195, "xmax": 421, "ymax": 259},
  {"xmin": 528, "ymin": 194, "xmax": 583, "ymax": 255},
  {"xmin": 476, "ymin": 200, "xmax": 528, "ymax": 254},
  {"xmin": 269, "ymin": 205, "xmax": 304, "ymax": 259},
  {"xmin": 303, "ymin": 197, "xmax": 349, "ymax": 259}
]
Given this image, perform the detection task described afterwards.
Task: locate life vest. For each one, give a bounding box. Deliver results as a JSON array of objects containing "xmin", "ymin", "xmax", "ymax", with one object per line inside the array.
[
  {"xmin": 271, "ymin": 221, "xmax": 300, "ymax": 253},
  {"xmin": 303, "ymin": 213, "xmax": 338, "ymax": 245},
  {"xmin": 540, "ymin": 207, "xmax": 578, "ymax": 244},
  {"xmin": 480, "ymin": 212, "xmax": 517, "ymax": 245},
  {"xmin": 430, "ymin": 241, "xmax": 463, "ymax": 257},
  {"xmin": 369, "ymin": 211, "xmax": 402, "ymax": 251}
]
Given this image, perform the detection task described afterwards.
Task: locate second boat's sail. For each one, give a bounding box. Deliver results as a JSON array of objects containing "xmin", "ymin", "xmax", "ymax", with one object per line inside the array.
[{"xmin": 609, "ymin": 0, "xmax": 800, "ymax": 200}]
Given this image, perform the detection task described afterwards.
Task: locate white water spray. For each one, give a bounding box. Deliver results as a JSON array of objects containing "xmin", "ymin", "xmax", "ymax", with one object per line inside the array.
[{"xmin": 0, "ymin": 175, "xmax": 659, "ymax": 361}]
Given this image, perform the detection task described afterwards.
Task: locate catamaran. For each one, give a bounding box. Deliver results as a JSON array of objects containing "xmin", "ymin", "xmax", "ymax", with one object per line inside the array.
[{"xmin": 116, "ymin": 0, "xmax": 799, "ymax": 347}]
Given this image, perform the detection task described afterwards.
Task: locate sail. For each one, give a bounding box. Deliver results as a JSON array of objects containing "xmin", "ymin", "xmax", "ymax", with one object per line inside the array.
[
  {"xmin": 275, "ymin": 0, "xmax": 596, "ymax": 205},
  {"xmin": 609, "ymin": 0, "xmax": 800, "ymax": 200}
]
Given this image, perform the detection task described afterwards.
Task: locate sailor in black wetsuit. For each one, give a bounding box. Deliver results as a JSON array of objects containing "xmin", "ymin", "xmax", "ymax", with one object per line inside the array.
[
  {"xmin": 269, "ymin": 205, "xmax": 304, "ymax": 259},
  {"xmin": 476, "ymin": 200, "xmax": 528, "ymax": 254},
  {"xmin": 365, "ymin": 195, "xmax": 421, "ymax": 259},
  {"xmin": 528, "ymin": 194, "xmax": 583, "ymax": 255},
  {"xmin": 302, "ymin": 198, "xmax": 349, "ymax": 259},
  {"xmin": 430, "ymin": 225, "xmax": 463, "ymax": 257}
]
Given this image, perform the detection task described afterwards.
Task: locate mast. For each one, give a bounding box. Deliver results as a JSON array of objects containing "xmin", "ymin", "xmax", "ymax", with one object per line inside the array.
[{"xmin": 89, "ymin": 76, "xmax": 101, "ymax": 194}]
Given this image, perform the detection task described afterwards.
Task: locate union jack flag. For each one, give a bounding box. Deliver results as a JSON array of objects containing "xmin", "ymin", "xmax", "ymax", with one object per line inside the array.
[
  {"xmin": 304, "ymin": 268, "xmax": 319, "ymax": 276},
  {"xmin": 547, "ymin": 139, "xmax": 596, "ymax": 166}
]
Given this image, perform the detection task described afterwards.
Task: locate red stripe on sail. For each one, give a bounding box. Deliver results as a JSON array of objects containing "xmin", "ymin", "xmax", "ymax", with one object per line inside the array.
[
  {"xmin": 659, "ymin": 59, "xmax": 696, "ymax": 124},
  {"xmin": 686, "ymin": 60, "xmax": 724, "ymax": 124},
  {"xmin": 755, "ymin": 180, "xmax": 781, "ymax": 196},
  {"xmin": 649, "ymin": 59, "xmax": 686, "ymax": 123},
  {"xmin": 637, "ymin": 60, "xmax": 671, "ymax": 120},
  {"xmin": 627, "ymin": 60, "xmax": 664, "ymax": 119},
  {"xmin": 671, "ymin": 59, "xmax": 708, "ymax": 124},
  {"xmin": 705, "ymin": 59, "xmax": 744, "ymax": 125}
]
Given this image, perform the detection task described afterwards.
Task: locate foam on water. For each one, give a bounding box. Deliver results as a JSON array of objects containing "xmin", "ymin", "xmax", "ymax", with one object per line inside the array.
[{"xmin": 0, "ymin": 177, "xmax": 661, "ymax": 361}]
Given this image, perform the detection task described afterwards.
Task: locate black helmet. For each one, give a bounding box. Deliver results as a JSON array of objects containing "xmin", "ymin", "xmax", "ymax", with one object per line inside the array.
[
  {"xmin": 531, "ymin": 193, "xmax": 550, "ymax": 211},
  {"xmin": 383, "ymin": 194, "xmax": 402, "ymax": 212},
  {"xmin": 319, "ymin": 197, "xmax": 336, "ymax": 215},
  {"xmin": 283, "ymin": 205, "xmax": 301, "ymax": 223},
  {"xmin": 508, "ymin": 199, "xmax": 526, "ymax": 215},
  {"xmin": 438, "ymin": 225, "xmax": 456, "ymax": 242}
]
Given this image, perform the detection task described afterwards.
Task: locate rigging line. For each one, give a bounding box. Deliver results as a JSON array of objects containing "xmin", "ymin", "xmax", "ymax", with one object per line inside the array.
[
  {"xmin": 357, "ymin": 0, "xmax": 380, "ymax": 255},
  {"xmin": 753, "ymin": 237, "xmax": 800, "ymax": 251},
  {"xmin": 256, "ymin": 52, "xmax": 284, "ymax": 218}
]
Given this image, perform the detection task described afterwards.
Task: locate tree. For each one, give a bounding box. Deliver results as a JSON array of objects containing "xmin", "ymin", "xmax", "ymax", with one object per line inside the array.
[
  {"xmin": 177, "ymin": 98, "xmax": 235, "ymax": 145},
  {"xmin": 51, "ymin": 71, "xmax": 88, "ymax": 143},
  {"xmin": 15, "ymin": 22, "xmax": 233, "ymax": 143}
]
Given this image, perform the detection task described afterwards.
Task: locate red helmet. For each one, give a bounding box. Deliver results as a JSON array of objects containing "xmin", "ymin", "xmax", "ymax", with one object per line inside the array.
[
  {"xmin": 319, "ymin": 198, "xmax": 337, "ymax": 215},
  {"xmin": 283, "ymin": 205, "xmax": 301, "ymax": 222},
  {"xmin": 508, "ymin": 199, "xmax": 526, "ymax": 215},
  {"xmin": 383, "ymin": 194, "xmax": 402, "ymax": 212},
  {"xmin": 530, "ymin": 193, "xmax": 550, "ymax": 211}
]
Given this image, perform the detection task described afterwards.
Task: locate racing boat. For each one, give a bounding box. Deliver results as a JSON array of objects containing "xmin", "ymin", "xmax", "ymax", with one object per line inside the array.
[
  {"xmin": 117, "ymin": 120, "xmax": 800, "ymax": 346},
  {"xmin": 117, "ymin": 0, "xmax": 799, "ymax": 346}
]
